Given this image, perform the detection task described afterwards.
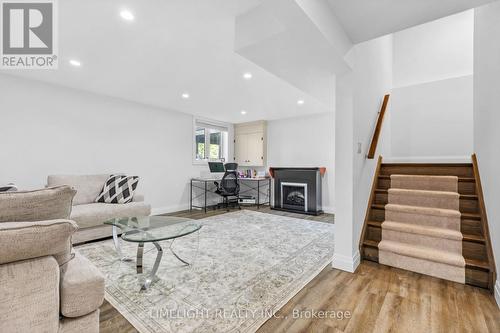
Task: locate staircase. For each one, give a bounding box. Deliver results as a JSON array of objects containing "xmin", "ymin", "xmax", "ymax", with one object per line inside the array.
[{"xmin": 360, "ymin": 157, "xmax": 496, "ymax": 291}]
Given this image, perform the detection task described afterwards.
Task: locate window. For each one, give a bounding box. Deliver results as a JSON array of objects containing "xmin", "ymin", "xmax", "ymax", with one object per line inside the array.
[{"xmin": 194, "ymin": 119, "xmax": 229, "ymax": 163}]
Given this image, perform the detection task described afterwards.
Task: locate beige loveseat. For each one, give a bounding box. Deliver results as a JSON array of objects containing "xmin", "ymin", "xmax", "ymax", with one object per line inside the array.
[
  {"xmin": 0, "ymin": 186, "xmax": 104, "ymax": 333},
  {"xmin": 47, "ymin": 174, "xmax": 151, "ymax": 230}
]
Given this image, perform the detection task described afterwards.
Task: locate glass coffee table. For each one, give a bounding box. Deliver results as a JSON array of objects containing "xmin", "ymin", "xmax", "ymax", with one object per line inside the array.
[{"xmin": 104, "ymin": 216, "xmax": 201, "ymax": 290}]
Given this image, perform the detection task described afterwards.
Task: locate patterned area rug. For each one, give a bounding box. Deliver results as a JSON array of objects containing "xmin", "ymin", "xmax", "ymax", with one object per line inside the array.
[{"xmin": 77, "ymin": 210, "xmax": 335, "ymax": 333}]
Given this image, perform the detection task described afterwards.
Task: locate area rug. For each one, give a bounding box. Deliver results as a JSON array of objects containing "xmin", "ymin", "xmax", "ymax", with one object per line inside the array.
[{"xmin": 76, "ymin": 210, "xmax": 335, "ymax": 333}]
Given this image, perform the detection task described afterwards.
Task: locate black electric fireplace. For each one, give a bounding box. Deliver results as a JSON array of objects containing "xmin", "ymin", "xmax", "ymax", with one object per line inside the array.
[
  {"xmin": 281, "ymin": 182, "xmax": 307, "ymax": 211},
  {"xmin": 270, "ymin": 167, "xmax": 324, "ymax": 215}
]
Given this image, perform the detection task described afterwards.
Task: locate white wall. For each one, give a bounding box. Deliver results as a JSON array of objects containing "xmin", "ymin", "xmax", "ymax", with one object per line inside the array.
[
  {"xmin": 393, "ymin": 10, "xmax": 474, "ymax": 88},
  {"xmin": 352, "ymin": 34, "xmax": 393, "ymax": 261},
  {"xmin": 391, "ymin": 75, "xmax": 473, "ymax": 158},
  {"xmin": 333, "ymin": 34, "xmax": 393, "ymax": 272},
  {"xmin": 0, "ymin": 74, "xmax": 231, "ymax": 214},
  {"xmin": 267, "ymin": 112, "xmax": 335, "ymax": 212},
  {"xmin": 473, "ymin": 1, "xmax": 500, "ymax": 305},
  {"xmin": 389, "ymin": 10, "xmax": 474, "ymax": 160}
]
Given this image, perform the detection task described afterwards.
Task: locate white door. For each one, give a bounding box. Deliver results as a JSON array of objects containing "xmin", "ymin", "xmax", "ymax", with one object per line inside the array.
[
  {"xmin": 234, "ymin": 134, "xmax": 249, "ymax": 166},
  {"xmin": 246, "ymin": 132, "xmax": 264, "ymax": 166}
]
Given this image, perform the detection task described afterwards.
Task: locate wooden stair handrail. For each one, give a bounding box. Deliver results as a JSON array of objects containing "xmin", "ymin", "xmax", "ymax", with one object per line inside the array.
[
  {"xmin": 367, "ymin": 94, "xmax": 390, "ymax": 159},
  {"xmin": 471, "ymin": 153, "xmax": 497, "ymax": 292}
]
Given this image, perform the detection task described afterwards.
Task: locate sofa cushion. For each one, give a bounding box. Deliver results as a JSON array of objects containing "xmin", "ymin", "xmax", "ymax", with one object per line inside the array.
[
  {"xmin": 48, "ymin": 174, "xmax": 109, "ymax": 205},
  {"xmin": 0, "ymin": 219, "xmax": 78, "ymax": 265},
  {"xmin": 71, "ymin": 202, "xmax": 151, "ymax": 229},
  {"xmin": 0, "ymin": 186, "xmax": 76, "ymax": 222},
  {"xmin": 60, "ymin": 253, "xmax": 104, "ymax": 318}
]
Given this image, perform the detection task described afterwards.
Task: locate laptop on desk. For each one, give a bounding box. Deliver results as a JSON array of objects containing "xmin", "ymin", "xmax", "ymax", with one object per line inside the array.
[{"xmin": 204, "ymin": 162, "xmax": 225, "ymax": 180}]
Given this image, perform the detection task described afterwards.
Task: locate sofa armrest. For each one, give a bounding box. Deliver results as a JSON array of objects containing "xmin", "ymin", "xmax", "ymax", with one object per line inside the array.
[
  {"xmin": 0, "ymin": 256, "xmax": 60, "ymax": 333},
  {"xmin": 133, "ymin": 194, "xmax": 145, "ymax": 202},
  {"xmin": 0, "ymin": 219, "xmax": 78, "ymax": 265}
]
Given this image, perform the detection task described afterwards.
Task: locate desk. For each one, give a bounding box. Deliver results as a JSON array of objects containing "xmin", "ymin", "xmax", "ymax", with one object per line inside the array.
[{"xmin": 190, "ymin": 177, "xmax": 271, "ymax": 213}]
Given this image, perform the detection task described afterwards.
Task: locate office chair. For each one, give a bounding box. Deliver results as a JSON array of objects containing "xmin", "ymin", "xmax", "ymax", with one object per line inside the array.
[
  {"xmin": 214, "ymin": 170, "xmax": 241, "ymax": 211},
  {"xmin": 224, "ymin": 163, "xmax": 238, "ymax": 171}
]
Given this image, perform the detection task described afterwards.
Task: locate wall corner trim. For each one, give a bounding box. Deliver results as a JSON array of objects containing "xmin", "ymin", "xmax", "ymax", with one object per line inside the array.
[{"xmin": 332, "ymin": 251, "xmax": 360, "ymax": 273}]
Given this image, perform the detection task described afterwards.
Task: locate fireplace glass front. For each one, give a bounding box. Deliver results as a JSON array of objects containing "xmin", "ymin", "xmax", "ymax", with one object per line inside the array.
[{"xmin": 281, "ymin": 182, "xmax": 308, "ymax": 212}]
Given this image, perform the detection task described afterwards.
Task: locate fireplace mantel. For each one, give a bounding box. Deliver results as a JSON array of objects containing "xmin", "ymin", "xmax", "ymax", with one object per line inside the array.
[{"xmin": 269, "ymin": 167, "xmax": 326, "ymax": 178}]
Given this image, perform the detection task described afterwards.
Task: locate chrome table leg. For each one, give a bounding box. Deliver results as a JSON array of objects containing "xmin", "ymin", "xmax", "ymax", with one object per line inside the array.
[
  {"xmin": 169, "ymin": 238, "xmax": 190, "ymax": 265},
  {"xmin": 136, "ymin": 242, "xmax": 144, "ymax": 274},
  {"xmin": 140, "ymin": 242, "xmax": 163, "ymax": 291},
  {"xmin": 112, "ymin": 225, "xmax": 132, "ymax": 261}
]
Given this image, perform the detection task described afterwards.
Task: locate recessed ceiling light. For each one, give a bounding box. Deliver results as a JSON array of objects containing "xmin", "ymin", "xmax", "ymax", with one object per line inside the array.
[
  {"xmin": 120, "ymin": 10, "xmax": 134, "ymax": 21},
  {"xmin": 181, "ymin": 93, "xmax": 190, "ymax": 99},
  {"xmin": 241, "ymin": 110, "xmax": 247, "ymax": 115},
  {"xmin": 243, "ymin": 72, "xmax": 252, "ymax": 80},
  {"xmin": 297, "ymin": 99, "xmax": 305, "ymax": 105},
  {"xmin": 69, "ymin": 59, "xmax": 81, "ymax": 67}
]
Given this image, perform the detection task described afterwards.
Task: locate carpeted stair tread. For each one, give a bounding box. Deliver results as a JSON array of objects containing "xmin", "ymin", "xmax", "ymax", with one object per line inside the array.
[
  {"xmin": 379, "ymin": 250, "xmax": 465, "ymax": 283},
  {"xmin": 388, "ymin": 188, "xmax": 459, "ymax": 210},
  {"xmin": 378, "ymin": 240, "xmax": 465, "ymax": 267},
  {"xmin": 385, "ymin": 204, "xmax": 461, "ymax": 231},
  {"xmin": 382, "ymin": 221, "xmax": 462, "ymax": 240},
  {"xmin": 391, "ymin": 174, "xmax": 458, "ymax": 192},
  {"xmin": 385, "ymin": 204, "xmax": 461, "ymax": 218},
  {"xmin": 388, "ymin": 188, "xmax": 459, "ymax": 198}
]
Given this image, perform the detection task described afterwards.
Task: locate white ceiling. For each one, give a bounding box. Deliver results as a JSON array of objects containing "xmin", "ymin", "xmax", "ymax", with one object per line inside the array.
[
  {"xmin": 3, "ymin": 0, "xmax": 329, "ymax": 124},
  {"xmin": 4, "ymin": 0, "xmax": 497, "ymax": 123},
  {"xmin": 327, "ymin": 0, "xmax": 497, "ymax": 43}
]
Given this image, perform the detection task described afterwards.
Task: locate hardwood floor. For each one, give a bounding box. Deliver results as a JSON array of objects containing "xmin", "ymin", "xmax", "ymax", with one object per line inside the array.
[
  {"xmin": 98, "ymin": 207, "xmax": 500, "ymax": 333},
  {"xmin": 162, "ymin": 205, "xmax": 335, "ymax": 223},
  {"xmin": 258, "ymin": 261, "xmax": 500, "ymax": 333}
]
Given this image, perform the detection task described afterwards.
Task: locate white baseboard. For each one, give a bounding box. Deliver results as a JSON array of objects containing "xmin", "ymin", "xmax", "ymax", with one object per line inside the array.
[
  {"xmin": 323, "ymin": 206, "xmax": 335, "ymax": 214},
  {"xmin": 151, "ymin": 204, "xmax": 190, "ymax": 216},
  {"xmin": 332, "ymin": 250, "xmax": 360, "ymax": 273},
  {"xmin": 495, "ymin": 280, "xmax": 500, "ymax": 308}
]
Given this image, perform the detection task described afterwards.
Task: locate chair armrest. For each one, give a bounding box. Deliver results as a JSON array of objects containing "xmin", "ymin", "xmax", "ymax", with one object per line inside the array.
[
  {"xmin": 0, "ymin": 219, "xmax": 78, "ymax": 265},
  {"xmin": 133, "ymin": 194, "xmax": 144, "ymax": 202}
]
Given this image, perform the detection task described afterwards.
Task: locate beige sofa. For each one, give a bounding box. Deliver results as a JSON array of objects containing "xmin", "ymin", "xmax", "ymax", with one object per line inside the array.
[
  {"xmin": 0, "ymin": 186, "xmax": 104, "ymax": 333},
  {"xmin": 47, "ymin": 174, "xmax": 152, "ymax": 229}
]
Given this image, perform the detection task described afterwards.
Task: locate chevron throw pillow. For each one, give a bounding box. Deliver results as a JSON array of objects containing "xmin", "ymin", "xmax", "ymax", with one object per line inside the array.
[{"xmin": 95, "ymin": 175, "xmax": 139, "ymax": 204}]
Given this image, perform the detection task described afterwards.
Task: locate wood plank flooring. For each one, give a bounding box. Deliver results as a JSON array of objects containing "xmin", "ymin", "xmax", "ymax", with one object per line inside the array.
[
  {"xmin": 98, "ymin": 207, "xmax": 500, "ymax": 333},
  {"xmin": 162, "ymin": 205, "xmax": 335, "ymax": 223}
]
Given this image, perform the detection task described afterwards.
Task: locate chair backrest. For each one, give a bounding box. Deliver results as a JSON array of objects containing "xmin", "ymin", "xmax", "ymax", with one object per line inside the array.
[
  {"xmin": 224, "ymin": 163, "xmax": 238, "ymax": 171},
  {"xmin": 220, "ymin": 170, "xmax": 240, "ymax": 195}
]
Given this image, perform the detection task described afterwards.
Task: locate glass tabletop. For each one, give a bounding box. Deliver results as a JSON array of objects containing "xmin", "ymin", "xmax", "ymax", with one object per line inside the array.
[{"xmin": 104, "ymin": 216, "xmax": 202, "ymax": 243}]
